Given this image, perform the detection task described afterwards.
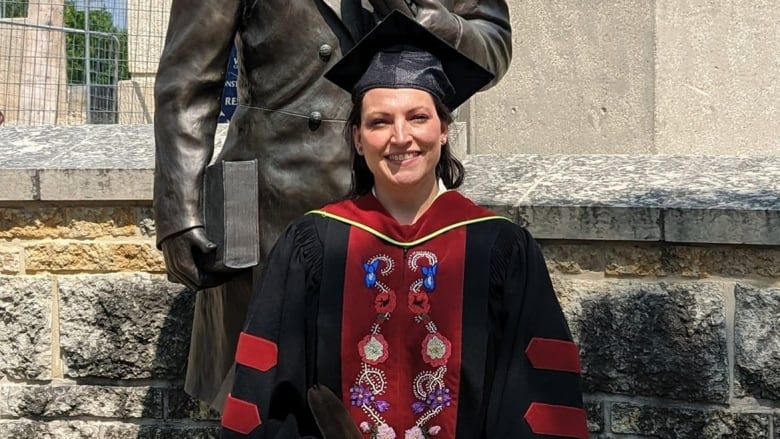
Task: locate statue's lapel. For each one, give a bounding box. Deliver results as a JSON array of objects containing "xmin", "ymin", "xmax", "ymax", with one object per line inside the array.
[{"xmin": 320, "ymin": 0, "xmax": 342, "ymax": 19}]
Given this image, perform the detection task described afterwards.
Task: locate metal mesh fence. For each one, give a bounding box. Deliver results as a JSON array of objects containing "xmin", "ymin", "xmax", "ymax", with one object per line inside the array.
[{"xmin": 0, "ymin": 0, "xmax": 170, "ymax": 126}]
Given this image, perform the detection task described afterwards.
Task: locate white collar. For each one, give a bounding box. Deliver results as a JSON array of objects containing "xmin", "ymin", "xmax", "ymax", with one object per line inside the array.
[{"xmin": 372, "ymin": 179, "xmax": 448, "ymax": 199}]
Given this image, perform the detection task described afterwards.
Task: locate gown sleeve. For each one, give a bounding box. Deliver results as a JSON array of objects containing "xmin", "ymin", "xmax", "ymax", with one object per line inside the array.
[
  {"xmin": 220, "ymin": 217, "xmax": 324, "ymax": 439},
  {"xmin": 485, "ymin": 226, "xmax": 589, "ymax": 439}
]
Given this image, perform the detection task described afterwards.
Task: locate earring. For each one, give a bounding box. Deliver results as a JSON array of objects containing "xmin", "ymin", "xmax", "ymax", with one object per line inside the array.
[{"xmin": 356, "ymin": 145, "xmax": 364, "ymax": 155}]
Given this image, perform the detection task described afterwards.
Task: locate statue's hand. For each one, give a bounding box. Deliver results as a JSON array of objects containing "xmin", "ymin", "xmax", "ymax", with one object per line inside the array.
[
  {"xmin": 412, "ymin": 0, "xmax": 461, "ymax": 46},
  {"xmin": 160, "ymin": 227, "xmax": 226, "ymax": 291},
  {"xmin": 368, "ymin": 0, "xmax": 461, "ymax": 47}
]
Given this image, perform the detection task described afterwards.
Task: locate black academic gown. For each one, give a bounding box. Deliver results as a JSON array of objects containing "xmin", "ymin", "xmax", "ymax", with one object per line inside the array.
[{"xmin": 221, "ymin": 191, "xmax": 587, "ymax": 439}]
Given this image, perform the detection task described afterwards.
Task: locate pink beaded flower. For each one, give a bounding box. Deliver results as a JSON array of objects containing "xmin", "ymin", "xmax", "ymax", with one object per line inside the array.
[
  {"xmin": 358, "ymin": 333, "xmax": 390, "ymax": 365},
  {"xmin": 421, "ymin": 332, "xmax": 451, "ymax": 367}
]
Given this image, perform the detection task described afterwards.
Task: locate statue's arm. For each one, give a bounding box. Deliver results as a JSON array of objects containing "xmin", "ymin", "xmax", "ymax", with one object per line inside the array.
[
  {"xmin": 368, "ymin": 0, "xmax": 512, "ymax": 87},
  {"xmin": 153, "ymin": 0, "xmax": 242, "ymax": 246},
  {"xmin": 449, "ymin": 0, "xmax": 512, "ymax": 87}
]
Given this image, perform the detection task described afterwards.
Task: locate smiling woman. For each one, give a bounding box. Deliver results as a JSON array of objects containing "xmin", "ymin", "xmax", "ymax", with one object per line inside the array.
[
  {"xmin": 352, "ymin": 87, "xmax": 446, "ymax": 225},
  {"xmin": 220, "ymin": 11, "xmax": 588, "ymax": 439}
]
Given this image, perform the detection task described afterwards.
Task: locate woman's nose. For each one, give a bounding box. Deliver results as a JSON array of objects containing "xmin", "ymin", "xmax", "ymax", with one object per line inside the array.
[{"xmin": 390, "ymin": 121, "xmax": 412, "ymax": 144}]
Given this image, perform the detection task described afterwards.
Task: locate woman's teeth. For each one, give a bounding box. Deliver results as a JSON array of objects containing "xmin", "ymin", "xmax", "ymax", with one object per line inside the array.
[{"xmin": 388, "ymin": 152, "xmax": 418, "ymax": 161}]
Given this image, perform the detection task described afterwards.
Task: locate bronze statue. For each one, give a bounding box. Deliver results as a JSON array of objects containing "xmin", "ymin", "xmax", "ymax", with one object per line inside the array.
[{"xmin": 153, "ymin": 0, "xmax": 512, "ymax": 411}]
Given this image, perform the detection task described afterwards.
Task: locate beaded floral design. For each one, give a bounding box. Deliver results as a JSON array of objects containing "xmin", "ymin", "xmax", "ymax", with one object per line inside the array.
[{"xmin": 352, "ymin": 250, "xmax": 450, "ymax": 438}]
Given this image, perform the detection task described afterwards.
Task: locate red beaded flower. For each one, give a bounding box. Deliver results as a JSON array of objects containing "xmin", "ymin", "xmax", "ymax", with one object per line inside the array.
[
  {"xmin": 408, "ymin": 291, "xmax": 431, "ymax": 315},
  {"xmin": 374, "ymin": 290, "xmax": 397, "ymax": 314}
]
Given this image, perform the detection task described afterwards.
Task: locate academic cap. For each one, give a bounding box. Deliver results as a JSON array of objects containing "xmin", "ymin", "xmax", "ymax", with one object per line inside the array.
[{"xmin": 324, "ymin": 10, "xmax": 495, "ymax": 110}]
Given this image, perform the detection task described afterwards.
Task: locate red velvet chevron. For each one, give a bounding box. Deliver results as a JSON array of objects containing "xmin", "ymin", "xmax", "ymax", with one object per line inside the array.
[
  {"xmin": 525, "ymin": 337, "xmax": 581, "ymax": 374},
  {"xmin": 524, "ymin": 402, "xmax": 588, "ymax": 439},
  {"xmin": 221, "ymin": 394, "xmax": 262, "ymax": 434},
  {"xmin": 235, "ymin": 332, "xmax": 278, "ymax": 372}
]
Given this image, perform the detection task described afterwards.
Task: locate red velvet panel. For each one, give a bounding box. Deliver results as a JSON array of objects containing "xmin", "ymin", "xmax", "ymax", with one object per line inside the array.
[
  {"xmin": 524, "ymin": 402, "xmax": 588, "ymax": 439},
  {"xmin": 235, "ymin": 331, "xmax": 278, "ymax": 372},
  {"xmin": 525, "ymin": 337, "xmax": 581, "ymax": 374},
  {"xmin": 221, "ymin": 394, "xmax": 262, "ymax": 434}
]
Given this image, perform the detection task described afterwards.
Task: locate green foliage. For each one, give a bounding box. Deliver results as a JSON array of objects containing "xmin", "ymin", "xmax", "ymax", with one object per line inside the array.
[
  {"xmin": 0, "ymin": 0, "xmax": 28, "ymax": 18},
  {"xmin": 64, "ymin": 0, "xmax": 129, "ymax": 85}
]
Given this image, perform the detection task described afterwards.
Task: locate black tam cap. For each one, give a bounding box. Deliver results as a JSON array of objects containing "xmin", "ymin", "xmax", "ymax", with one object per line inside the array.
[{"xmin": 324, "ymin": 10, "xmax": 494, "ymax": 110}]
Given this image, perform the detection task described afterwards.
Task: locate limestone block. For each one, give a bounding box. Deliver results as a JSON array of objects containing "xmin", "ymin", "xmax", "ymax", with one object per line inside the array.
[
  {"xmin": 585, "ymin": 400, "xmax": 603, "ymax": 433},
  {"xmin": 58, "ymin": 274, "xmax": 193, "ymax": 379},
  {"xmin": 555, "ymin": 279, "xmax": 729, "ymax": 402},
  {"xmin": 517, "ymin": 205, "xmax": 661, "ymax": 241},
  {"xmin": 776, "ymin": 416, "xmax": 780, "ymax": 439},
  {"xmin": 734, "ymin": 284, "xmax": 780, "ymax": 400},
  {"xmin": 38, "ymin": 169, "xmax": 153, "ymax": 201},
  {"xmin": 539, "ymin": 243, "xmax": 605, "ymax": 275},
  {"xmin": 127, "ymin": 0, "xmax": 172, "ymax": 75},
  {"xmin": 118, "ymin": 77, "xmax": 155, "ymax": 124},
  {"xmin": 1, "ymin": 385, "xmax": 163, "ymax": 419},
  {"xmin": 472, "ymin": 0, "xmax": 654, "ymax": 154},
  {"xmin": 656, "ymin": 1, "xmax": 780, "ymax": 155},
  {"xmin": 610, "ymin": 403, "xmax": 770, "ymax": 438},
  {"xmin": 136, "ymin": 207, "xmax": 156, "ymax": 237},
  {"xmin": 167, "ymin": 388, "xmax": 221, "ymax": 421},
  {"xmin": 0, "ymin": 169, "xmax": 36, "ymax": 200},
  {"xmin": 0, "ymin": 207, "xmax": 139, "ymax": 239},
  {"xmin": 603, "ymin": 245, "xmax": 665, "ymax": 277},
  {"xmin": 0, "ymin": 421, "xmax": 100, "ymax": 439},
  {"xmin": 664, "ymin": 246, "xmax": 780, "ymax": 278},
  {"xmin": 25, "ymin": 241, "xmax": 165, "ymax": 273},
  {"xmin": 0, "ymin": 276, "xmax": 52, "ymax": 380},
  {"xmin": 101, "ymin": 423, "xmax": 219, "ymax": 438},
  {"xmin": 664, "ymin": 208, "xmax": 780, "ymax": 245},
  {"xmin": 0, "ymin": 124, "xmax": 155, "ymax": 169},
  {"xmin": 460, "ymin": 154, "xmax": 560, "ymax": 220},
  {"xmin": 0, "ymin": 246, "xmax": 22, "ymax": 274}
]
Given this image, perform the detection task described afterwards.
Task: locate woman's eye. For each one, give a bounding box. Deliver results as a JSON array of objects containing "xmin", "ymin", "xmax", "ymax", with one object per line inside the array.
[
  {"xmin": 412, "ymin": 114, "xmax": 430, "ymax": 122},
  {"xmin": 368, "ymin": 119, "xmax": 388, "ymax": 127}
]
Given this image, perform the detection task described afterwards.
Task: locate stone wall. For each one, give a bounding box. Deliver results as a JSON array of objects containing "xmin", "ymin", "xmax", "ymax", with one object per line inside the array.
[
  {"xmin": 473, "ymin": 0, "xmax": 780, "ymax": 155},
  {"xmin": 0, "ymin": 204, "xmax": 221, "ymax": 437},
  {"xmin": 1, "ymin": 126, "xmax": 780, "ymax": 437}
]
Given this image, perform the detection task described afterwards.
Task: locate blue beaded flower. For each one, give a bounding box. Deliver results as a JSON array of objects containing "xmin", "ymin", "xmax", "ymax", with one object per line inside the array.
[
  {"xmin": 364, "ymin": 260, "xmax": 380, "ymax": 288},
  {"xmin": 421, "ymin": 264, "xmax": 437, "ymax": 292}
]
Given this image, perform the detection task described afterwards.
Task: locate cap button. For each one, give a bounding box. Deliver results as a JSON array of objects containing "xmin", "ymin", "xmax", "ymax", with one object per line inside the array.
[
  {"xmin": 318, "ymin": 44, "xmax": 333, "ymax": 61},
  {"xmin": 308, "ymin": 111, "xmax": 323, "ymax": 131}
]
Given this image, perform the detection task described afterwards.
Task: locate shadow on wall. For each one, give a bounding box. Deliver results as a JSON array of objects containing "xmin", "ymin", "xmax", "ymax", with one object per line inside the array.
[
  {"xmin": 56, "ymin": 274, "xmax": 219, "ymax": 437},
  {"xmin": 558, "ymin": 278, "xmax": 772, "ymax": 438},
  {"xmin": 139, "ymin": 281, "xmax": 222, "ymax": 438}
]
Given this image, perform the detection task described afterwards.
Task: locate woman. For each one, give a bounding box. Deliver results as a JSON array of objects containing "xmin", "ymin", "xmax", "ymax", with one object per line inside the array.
[{"xmin": 221, "ymin": 11, "xmax": 587, "ymax": 439}]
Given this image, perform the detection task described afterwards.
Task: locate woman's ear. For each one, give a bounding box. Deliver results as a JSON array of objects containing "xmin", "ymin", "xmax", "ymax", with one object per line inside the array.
[
  {"xmin": 352, "ymin": 126, "xmax": 364, "ymax": 155},
  {"xmin": 440, "ymin": 121, "xmax": 449, "ymax": 145}
]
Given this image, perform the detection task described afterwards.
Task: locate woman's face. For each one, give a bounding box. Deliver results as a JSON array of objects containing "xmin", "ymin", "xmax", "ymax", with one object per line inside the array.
[{"xmin": 353, "ymin": 88, "xmax": 448, "ymax": 194}]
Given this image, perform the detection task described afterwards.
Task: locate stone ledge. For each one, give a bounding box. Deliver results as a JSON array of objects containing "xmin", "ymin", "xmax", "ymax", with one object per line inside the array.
[{"xmin": 2, "ymin": 125, "xmax": 779, "ymax": 243}]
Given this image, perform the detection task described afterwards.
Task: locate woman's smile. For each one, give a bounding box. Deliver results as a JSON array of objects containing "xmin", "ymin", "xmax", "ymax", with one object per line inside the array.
[{"xmin": 386, "ymin": 151, "xmax": 422, "ymax": 163}]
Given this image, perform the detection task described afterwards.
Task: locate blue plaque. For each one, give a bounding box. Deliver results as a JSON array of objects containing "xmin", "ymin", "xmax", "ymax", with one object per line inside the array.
[{"xmin": 218, "ymin": 45, "xmax": 239, "ymax": 123}]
